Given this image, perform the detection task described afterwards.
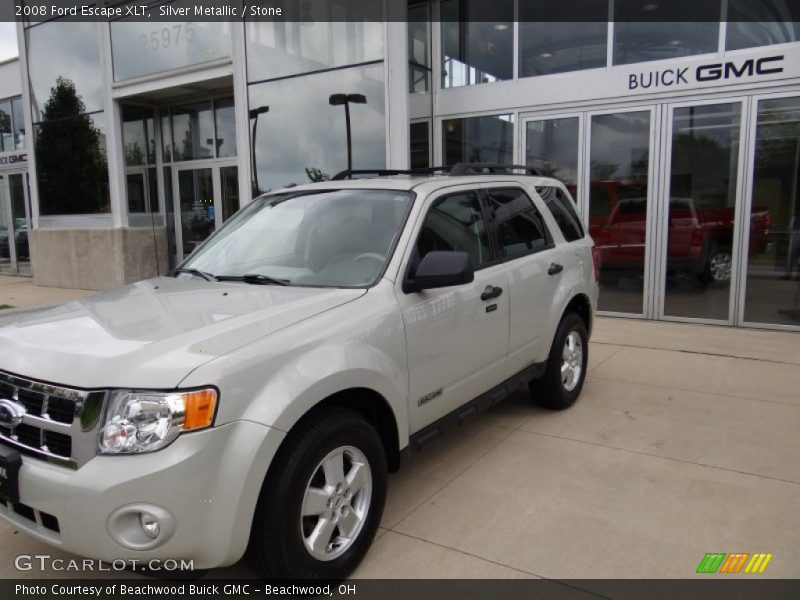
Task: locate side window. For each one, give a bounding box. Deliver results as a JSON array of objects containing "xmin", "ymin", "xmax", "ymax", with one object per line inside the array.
[
  {"xmin": 416, "ymin": 191, "xmax": 492, "ymax": 269},
  {"xmin": 536, "ymin": 185, "xmax": 585, "ymax": 242},
  {"xmin": 485, "ymin": 188, "xmax": 551, "ymax": 259}
]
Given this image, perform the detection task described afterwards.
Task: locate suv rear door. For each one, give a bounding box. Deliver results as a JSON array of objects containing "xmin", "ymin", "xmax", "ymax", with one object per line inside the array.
[
  {"xmin": 482, "ymin": 184, "xmax": 564, "ymax": 372},
  {"xmin": 398, "ymin": 186, "xmax": 511, "ymax": 432}
]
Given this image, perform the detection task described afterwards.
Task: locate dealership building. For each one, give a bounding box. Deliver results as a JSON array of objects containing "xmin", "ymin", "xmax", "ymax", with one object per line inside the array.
[{"xmin": 1, "ymin": 0, "xmax": 799, "ymax": 331}]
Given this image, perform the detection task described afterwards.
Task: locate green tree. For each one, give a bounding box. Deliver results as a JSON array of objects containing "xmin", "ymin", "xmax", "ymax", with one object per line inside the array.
[{"xmin": 35, "ymin": 77, "xmax": 109, "ymax": 214}]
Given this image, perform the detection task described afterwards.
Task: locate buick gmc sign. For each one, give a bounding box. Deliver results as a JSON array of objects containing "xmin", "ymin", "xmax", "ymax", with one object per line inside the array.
[{"xmin": 628, "ymin": 55, "xmax": 784, "ymax": 90}]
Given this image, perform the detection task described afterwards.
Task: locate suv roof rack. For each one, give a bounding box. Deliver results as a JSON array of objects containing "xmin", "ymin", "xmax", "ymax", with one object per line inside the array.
[
  {"xmin": 330, "ymin": 163, "xmax": 542, "ymax": 181},
  {"xmin": 331, "ymin": 167, "xmax": 451, "ymax": 180},
  {"xmin": 448, "ymin": 163, "xmax": 541, "ymax": 177}
]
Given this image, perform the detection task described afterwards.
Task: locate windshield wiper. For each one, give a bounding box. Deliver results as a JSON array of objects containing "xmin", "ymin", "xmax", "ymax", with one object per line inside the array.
[
  {"xmin": 173, "ymin": 268, "xmax": 217, "ymax": 282},
  {"xmin": 217, "ymin": 273, "xmax": 290, "ymax": 286}
]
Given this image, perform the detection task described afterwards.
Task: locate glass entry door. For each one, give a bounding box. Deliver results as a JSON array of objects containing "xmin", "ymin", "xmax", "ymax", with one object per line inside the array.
[
  {"xmin": 172, "ymin": 163, "xmax": 238, "ymax": 262},
  {"xmin": 658, "ymin": 101, "xmax": 745, "ymax": 323},
  {"xmin": 586, "ymin": 109, "xmax": 656, "ymax": 316},
  {"xmin": 0, "ymin": 172, "xmax": 32, "ymax": 276}
]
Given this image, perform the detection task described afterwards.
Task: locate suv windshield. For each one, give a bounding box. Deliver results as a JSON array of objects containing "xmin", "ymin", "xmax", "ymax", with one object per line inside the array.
[{"xmin": 182, "ymin": 189, "xmax": 413, "ymax": 288}]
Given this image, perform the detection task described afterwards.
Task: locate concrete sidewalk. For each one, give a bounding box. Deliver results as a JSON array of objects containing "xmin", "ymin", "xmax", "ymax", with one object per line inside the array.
[
  {"xmin": 0, "ymin": 275, "xmax": 95, "ymax": 311},
  {"xmin": 0, "ymin": 317, "xmax": 798, "ymax": 579}
]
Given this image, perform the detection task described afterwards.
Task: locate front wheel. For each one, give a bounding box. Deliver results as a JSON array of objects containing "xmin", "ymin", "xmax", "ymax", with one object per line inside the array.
[
  {"xmin": 247, "ymin": 408, "xmax": 387, "ymax": 579},
  {"xmin": 529, "ymin": 312, "xmax": 588, "ymax": 410}
]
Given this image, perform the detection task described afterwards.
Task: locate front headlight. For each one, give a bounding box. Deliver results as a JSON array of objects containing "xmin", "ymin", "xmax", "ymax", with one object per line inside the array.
[{"xmin": 98, "ymin": 389, "xmax": 217, "ymax": 454}]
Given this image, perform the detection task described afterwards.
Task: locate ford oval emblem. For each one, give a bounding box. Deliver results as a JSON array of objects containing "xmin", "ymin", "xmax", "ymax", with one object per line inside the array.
[{"xmin": 0, "ymin": 399, "xmax": 26, "ymax": 429}]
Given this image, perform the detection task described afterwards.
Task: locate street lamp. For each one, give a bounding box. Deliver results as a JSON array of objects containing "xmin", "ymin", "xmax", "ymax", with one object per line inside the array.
[
  {"xmin": 249, "ymin": 105, "xmax": 269, "ymax": 194},
  {"xmin": 328, "ymin": 93, "xmax": 367, "ymax": 173}
]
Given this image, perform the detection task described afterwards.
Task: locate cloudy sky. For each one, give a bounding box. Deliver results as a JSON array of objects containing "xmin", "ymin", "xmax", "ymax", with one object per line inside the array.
[{"xmin": 0, "ymin": 22, "xmax": 19, "ymax": 61}]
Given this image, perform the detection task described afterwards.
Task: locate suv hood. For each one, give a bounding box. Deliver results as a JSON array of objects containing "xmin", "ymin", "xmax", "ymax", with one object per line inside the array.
[{"xmin": 0, "ymin": 277, "xmax": 365, "ymax": 389}]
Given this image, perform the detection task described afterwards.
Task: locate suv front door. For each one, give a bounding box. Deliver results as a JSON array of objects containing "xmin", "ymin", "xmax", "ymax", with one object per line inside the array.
[{"xmin": 399, "ymin": 187, "xmax": 510, "ymax": 432}]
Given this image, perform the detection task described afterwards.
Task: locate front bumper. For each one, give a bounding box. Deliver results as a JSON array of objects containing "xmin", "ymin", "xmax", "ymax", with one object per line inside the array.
[{"xmin": 0, "ymin": 420, "xmax": 285, "ymax": 570}]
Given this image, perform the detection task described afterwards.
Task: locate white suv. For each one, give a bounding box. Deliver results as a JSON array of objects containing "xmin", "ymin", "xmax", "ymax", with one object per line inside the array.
[{"xmin": 0, "ymin": 166, "xmax": 598, "ymax": 579}]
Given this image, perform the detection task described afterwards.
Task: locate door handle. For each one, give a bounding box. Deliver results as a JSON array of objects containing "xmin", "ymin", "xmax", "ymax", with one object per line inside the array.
[
  {"xmin": 481, "ymin": 285, "xmax": 503, "ymax": 301},
  {"xmin": 548, "ymin": 263, "xmax": 564, "ymax": 276}
]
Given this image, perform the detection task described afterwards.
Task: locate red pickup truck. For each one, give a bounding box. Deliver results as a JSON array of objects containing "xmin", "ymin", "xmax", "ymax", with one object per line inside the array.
[{"xmin": 590, "ymin": 192, "xmax": 770, "ymax": 285}]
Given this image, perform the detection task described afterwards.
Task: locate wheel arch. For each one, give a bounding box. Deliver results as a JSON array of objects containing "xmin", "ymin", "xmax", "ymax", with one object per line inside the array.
[{"xmin": 563, "ymin": 293, "xmax": 593, "ymax": 338}]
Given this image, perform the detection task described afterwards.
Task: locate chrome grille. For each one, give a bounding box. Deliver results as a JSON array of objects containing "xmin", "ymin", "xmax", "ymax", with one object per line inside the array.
[{"xmin": 0, "ymin": 370, "xmax": 105, "ymax": 469}]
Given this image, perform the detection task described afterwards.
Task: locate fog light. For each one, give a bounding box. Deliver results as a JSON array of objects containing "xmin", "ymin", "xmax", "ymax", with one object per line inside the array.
[{"xmin": 140, "ymin": 513, "xmax": 160, "ymax": 539}]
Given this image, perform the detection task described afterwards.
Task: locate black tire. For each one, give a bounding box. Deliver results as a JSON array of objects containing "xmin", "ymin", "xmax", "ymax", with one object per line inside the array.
[
  {"xmin": 529, "ymin": 312, "xmax": 588, "ymax": 410},
  {"xmin": 247, "ymin": 407, "xmax": 387, "ymax": 580}
]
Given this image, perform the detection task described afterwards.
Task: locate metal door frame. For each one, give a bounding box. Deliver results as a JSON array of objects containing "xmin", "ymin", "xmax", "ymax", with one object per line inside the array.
[
  {"xmin": 171, "ymin": 159, "xmax": 238, "ymax": 263},
  {"xmin": 653, "ymin": 95, "xmax": 750, "ymax": 326}
]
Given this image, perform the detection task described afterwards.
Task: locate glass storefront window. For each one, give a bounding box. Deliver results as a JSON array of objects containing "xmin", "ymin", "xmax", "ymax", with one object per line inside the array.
[
  {"xmin": 726, "ymin": 0, "xmax": 800, "ymax": 50},
  {"xmin": 111, "ymin": 20, "xmax": 232, "ymax": 81},
  {"xmin": 248, "ymin": 63, "xmax": 385, "ymax": 194},
  {"xmin": 663, "ymin": 103, "xmax": 742, "ymax": 321},
  {"xmin": 441, "ymin": 0, "xmax": 513, "ymax": 88},
  {"xmin": 743, "ymin": 96, "xmax": 800, "ymax": 326},
  {"xmin": 0, "ymin": 101, "xmax": 11, "ymax": 152},
  {"xmin": 214, "ymin": 98, "xmax": 237, "ymax": 159},
  {"xmin": 122, "ymin": 106, "xmax": 160, "ymax": 217},
  {"xmin": 246, "ymin": 3, "xmax": 383, "ymax": 83},
  {"xmin": 122, "ymin": 106, "xmax": 156, "ymax": 167},
  {"xmin": 519, "ymin": 1, "xmax": 608, "ymax": 77},
  {"xmin": 442, "ymin": 114, "xmax": 514, "ymax": 166},
  {"xmin": 525, "ymin": 117, "xmax": 580, "ymax": 201},
  {"xmin": 35, "ymin": 110, "xmax": 110, "ymax": 215},
  {"xmin": 410, "ymin": 121, "xmax": 430, "ymax": 169},
  {"xmin": 161, "ymin": 110, "xmax": 172, "ymax": 163},
  {"xmin": 589, "ymin": 111, "xmax": 651, "ymax": 314},
  {"xmin": 408, "ymin": 2, "xmax": 431, "ymax": 93},
  {"xmin": 613, "ymin": 0, "xmax": 719, "ymax": 66},
  {"xmin": 26, "ymin": 21, "xmax": 104, "ymax": 121},
  {"xmin": 12, "ymin": 98, "xmax": 25, "ymax": 150},
  {"xmin": 171, "ymin": 102, "xmax": 215, "ymax": 162}
]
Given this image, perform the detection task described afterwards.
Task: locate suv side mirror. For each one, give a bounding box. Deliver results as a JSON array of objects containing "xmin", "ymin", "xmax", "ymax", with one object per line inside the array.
[{"xmin": 405, "ymin": 251, "xmax": 474, "ymax": 293}]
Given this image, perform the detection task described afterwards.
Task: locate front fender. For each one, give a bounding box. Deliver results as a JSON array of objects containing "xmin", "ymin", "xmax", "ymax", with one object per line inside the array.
[{"xmin": 239, "ymin": 342, "xmax": 409, "ymax": 448}]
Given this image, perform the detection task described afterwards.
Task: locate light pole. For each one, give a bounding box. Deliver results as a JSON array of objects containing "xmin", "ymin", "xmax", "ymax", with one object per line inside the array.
[
  {"xmin": 328, "ymin": 93, "xmax": 366, "ymax": 173},
  {"xmin": 249, "ymin": 105, "xmax": 269, "ymax": 194}
]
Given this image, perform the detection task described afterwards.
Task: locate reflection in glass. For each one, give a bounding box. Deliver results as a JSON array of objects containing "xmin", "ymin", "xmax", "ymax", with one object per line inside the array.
[
  {"xmin": 248, "ymin": 63, "xmax": 385, "ymax": 193},
  {"xmin": 34, "ymin": 77, "xmax": 109, "ymax": 215},
  {"xmin": 520, "ymin": 5, "xmax": 607, "ymax": 77},
  {"xmin": 726, "ymin": 0, "xmax": 800, "ymax": 50},
  {"xmin": 410, "ymin": 121, "xmax": 430, "ymax": 169},
  {"xmin": 111, "ymin": 20, "xmax": 232, "ymax": 81},
  {"xmin": 441, "ymin": 0, "xmax": 513, "ymax": 87},
  {"xmin": 0, "ymin": 177, "xmax": 10, "ymax": 274},
  {"xmin": 221, "ymin": 166, "xmax": 240, "ymax": 222},
  {"xmin": 27, "ymin": 21, "xmax": 104, "ymax": 121},
  {"xmin": 0, "ymin": 101, "xmax": 12, "ymax": 152},
  {"xmin": 214, "ymin": 98, "xmax": 237, "ymax": 159},
  {"xmin": 163, "ymin": 167, "xmax": 177, "ymax": 268},
  {"xmin": 178, "ymin": 168, "xmax": 215, "ymax": 257},
  {"xmin": 613, "ymin": 0, "xmax": 719, "ymax": 66},
  {"xmin": 246, "ymin": 3, "xmax": 383, "ymax": 83},
  {"xmin": 161, "ymin": 110, "xmax": 172, "ymax": 163},
  {"xmin": 12, "ymin": 99, "xmax": 25, "ymax": 149},
  {"xmin": 743, "ymin": 97, "xmax": 800, "ymax": 326},
  {"xmin": 443, "ymin": 114, "xmax": 514, "ymax": 167},
  {"xmin": 408, "ymin": 2, "xmax": 431, "ymax": 93},
  {"xmin": 664, "ymin": 104, "xmax": 741, "ymax": 321},
  {"xmin": 525, "ymin": 118, "xmax": 580, "ymax": 202},
  {"xmin": 589, "ymin": 111, "xmax": 650, "ymax": 314},
  {"xmin": 122, "ymin": 106, "xmax": 156, "ymax": 166},
  {"xmin": 172, "ymin": 102, "xmax": 215, "ymax": 161},
  {"xmin": 8, "ymin": 174, "xmax": 31, "ymax": 276}
]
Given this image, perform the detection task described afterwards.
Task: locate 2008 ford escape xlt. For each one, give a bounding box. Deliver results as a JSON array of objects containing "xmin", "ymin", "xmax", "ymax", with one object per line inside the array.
[{"xmin": 0, "ymin": 166, "xmax": 598, "ymax": 579}]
